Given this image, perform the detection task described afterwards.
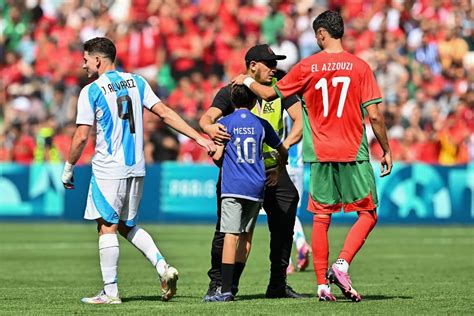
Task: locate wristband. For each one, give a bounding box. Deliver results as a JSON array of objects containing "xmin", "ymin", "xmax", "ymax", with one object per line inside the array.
[
  {"xmin": 243, "ymin": 77, "xmax": 256, "ymax": 88},
  {"xmin": 64, "ymin": 161, "xmax": 74, "ymax": 172}
]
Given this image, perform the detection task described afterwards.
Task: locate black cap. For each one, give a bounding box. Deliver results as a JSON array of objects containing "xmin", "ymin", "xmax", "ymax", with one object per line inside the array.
[{"xmin": 245, "ymin": 44, "xmax": 286, "ymax": 63}]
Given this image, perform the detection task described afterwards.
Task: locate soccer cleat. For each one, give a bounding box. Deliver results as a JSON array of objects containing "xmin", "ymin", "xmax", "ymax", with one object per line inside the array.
[
  {"xmin": 81, "ymin": 290, "xmax": 122, "ymax": 304},
  {"xmin": 203, "ymin": 291, "xmax": 234, "ymax": 302},
  {"xmin": 265, "ymin": 284, "xmax": 304, "ymax": 299},
  {"xmin": 297, "ymin": 243, "xmax": 311, "ymax": 271},
  {"xmin": 160, "ymin": 265, "xmax": 179, "ymax": 301},
  {"xmin": 203, "ymin": 285, "xmax": 221, "ymax": 301},
  {"xmin": 326, "ymin": 264, "xmax": 362, "ymax": 302},
  {"xmin": 318, "ymin": 289, "xmax": 336, "ymax": 301}
]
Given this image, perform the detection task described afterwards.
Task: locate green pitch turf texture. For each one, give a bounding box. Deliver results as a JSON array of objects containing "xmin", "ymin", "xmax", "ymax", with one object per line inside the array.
[{"xmin": 0, "ymin": 223, "xmax": 472, "ymax": 314}]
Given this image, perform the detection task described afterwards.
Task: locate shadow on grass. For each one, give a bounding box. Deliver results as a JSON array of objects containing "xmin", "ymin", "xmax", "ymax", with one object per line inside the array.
[
  {"xmin": 122, "ymin": 294, "xmax": 413, "ymax": 303},
  {"xmin": 121, "ymin": 295, "xmax": 196, "ymax": 302},
  {"xmin": 236, "ymin": 294, "xmax": 413, "ymax": 302},
  {"xmin": 122, "ymin": 296, "xmax": 161, "ymax": 302},
  {"xmin": 362, "ymin": 295, "xmax": 413, "ymax": 301},
  {"xmin": 237, "ymin": 293, "xmax": 314, "ymax": 300}
]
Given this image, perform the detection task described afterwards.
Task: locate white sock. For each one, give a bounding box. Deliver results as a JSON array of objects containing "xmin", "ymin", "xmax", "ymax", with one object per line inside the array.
[
  {"xmin": 335, "ymin": 258, "xmax": 349, "ymax": 273},
  {"xmin": 318, "ymin": 284, "xmax": 330, "ymax": 295},
  {"xmin": 99, "ymin": 234, "xmax": 119, "ymax": 297},
  {"xmin": 293, "ymin": 216, "xmax": 306, "ymax": 250},
  {"xmin": 126, "ymin": 226, "xmax": 167, "ymax": 277}
]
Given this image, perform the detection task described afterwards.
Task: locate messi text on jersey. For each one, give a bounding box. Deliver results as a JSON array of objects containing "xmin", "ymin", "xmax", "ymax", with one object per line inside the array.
[{"xmin": 233, "ymin": 127, "xmax": 256, "ymax": 135}]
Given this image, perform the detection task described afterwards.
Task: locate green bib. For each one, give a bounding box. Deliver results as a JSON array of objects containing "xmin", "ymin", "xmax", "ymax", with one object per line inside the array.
[{"xmin": 251, "ymin": 98, "xmax": 284, "ymax": 169}]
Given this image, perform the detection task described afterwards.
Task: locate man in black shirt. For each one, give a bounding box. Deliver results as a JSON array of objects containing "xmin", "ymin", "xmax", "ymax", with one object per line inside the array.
[{"xmin": 199, "ymin": 44, "xmax": 303, "ymax": 299}]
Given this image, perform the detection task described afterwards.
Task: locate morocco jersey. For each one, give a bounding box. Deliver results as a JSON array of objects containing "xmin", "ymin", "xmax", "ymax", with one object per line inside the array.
[
  {"xmin": 275, "ymin": 51, "xmax": 382, "ymax": 162},
  {"xmin": 219, "ymin": 109, "xmax": 282, "ymax": 201},
  {"xmin": 76, "ymin": 70, "xmax": 160, "ymax": 179}
]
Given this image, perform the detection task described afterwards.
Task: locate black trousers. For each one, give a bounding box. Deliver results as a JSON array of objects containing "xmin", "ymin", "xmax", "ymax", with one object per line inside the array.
[{"xmin": 207, "ymin": 168, "xmax": 299, "ymax": 288}]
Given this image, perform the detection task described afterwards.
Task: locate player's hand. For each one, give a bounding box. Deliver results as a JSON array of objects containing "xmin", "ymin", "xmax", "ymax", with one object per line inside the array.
[
  {"xmin": 265, "ymin": 167, "xmax": 281, "ymax": 186},
  {"xmin": 273, "ymin": 151, "xmax": 287, "ymax": 166},
  {"xmin": 205, "ymin": 123, "xmax": 231, "ymax": 145},
  {"xmin": 61, "ymin": 161, "xmax": 75, "ymax": 189},
  {"xmin": 380, "ymin": 151, "xmax": 392, "ymax": 177},
  {"xmin": 196, "ymin": 137, "xmax": 217, "ymax": 156},
  {"xmin": 231, "ymin": 74, "xmax": 249, "ymax": 85}
]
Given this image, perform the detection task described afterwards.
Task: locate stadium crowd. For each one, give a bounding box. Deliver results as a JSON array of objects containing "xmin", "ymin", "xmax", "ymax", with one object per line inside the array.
[{"xmin": 1, "ymin": 0, "xmax": 473, "ymax": 165}]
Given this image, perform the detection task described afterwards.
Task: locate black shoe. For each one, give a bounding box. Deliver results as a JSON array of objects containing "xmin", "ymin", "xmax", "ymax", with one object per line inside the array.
[
  {"xmin": 203, "ymin": 285, "xmax": 221, "ymax": 301},
  {"xmin": 265, "ymin": 284, "xmax": 304, "ymax": 299}
]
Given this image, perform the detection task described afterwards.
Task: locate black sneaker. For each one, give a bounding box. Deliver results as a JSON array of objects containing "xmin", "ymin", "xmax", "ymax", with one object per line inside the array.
[
  {"xmin": 203, "ymin": 285, "xmax": 221, "ymax": 301},
  {"xmin": 265, "ymin": 284, "xmax": 304, "ymax": 299},
  {"xmin": 203, "ymin": 291, "xmax": 234, "ymax": 302}
]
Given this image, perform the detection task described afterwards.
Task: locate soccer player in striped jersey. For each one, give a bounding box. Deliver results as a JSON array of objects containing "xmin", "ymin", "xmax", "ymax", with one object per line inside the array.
[
  {"xmin": 233, "ymin": 10, "xmax": 392, "ymax": 302},
  {"xmin": 61, "ymin": 37, "xmax": 215, "ymax": 304}
]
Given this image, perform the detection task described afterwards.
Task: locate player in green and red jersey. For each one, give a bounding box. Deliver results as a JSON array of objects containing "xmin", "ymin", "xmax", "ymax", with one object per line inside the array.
[{"xmin": 232, "ymin": 10, "xmax": 392, "ymax": 302}]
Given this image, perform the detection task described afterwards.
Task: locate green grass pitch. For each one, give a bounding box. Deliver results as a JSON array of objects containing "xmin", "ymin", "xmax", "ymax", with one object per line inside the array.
[{"xmin": 0, "ymin": 223, "xmax": 473, "ymax": 314}]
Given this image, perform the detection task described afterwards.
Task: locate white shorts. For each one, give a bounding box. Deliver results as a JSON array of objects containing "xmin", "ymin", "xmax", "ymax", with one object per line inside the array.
[{"xmin": 84, "ymin": 175, "xmax": 144, "ymax": 227}]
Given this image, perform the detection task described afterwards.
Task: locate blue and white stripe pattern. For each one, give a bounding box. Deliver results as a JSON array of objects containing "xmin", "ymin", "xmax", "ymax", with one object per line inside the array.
[
  {"xmin": 283, "ymin": 111, "xmax": 303, "ymax": 168},
  {"xmin": 76, "ymin": 70, "xmax": 160, "ymax": 179}
]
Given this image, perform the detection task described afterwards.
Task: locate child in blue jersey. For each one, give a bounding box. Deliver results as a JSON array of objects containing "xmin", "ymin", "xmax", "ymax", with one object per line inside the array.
[{"xmin": 205, "ymin": 85, "xmax": 288, "ymax": 302}]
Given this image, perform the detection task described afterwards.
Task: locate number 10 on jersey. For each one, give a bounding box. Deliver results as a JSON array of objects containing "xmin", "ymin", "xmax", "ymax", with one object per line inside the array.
[{"xmin": 234, "ymin": 137, "xmax": 257, "ymax": 163}]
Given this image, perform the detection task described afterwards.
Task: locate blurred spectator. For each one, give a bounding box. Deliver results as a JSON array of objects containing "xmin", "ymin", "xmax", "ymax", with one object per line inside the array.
[
  {"xmin": 9, "ymin": 121, "xmax": 35, "ymax": 164},
  {"xmin": 167, "ymin": 21, "xmax": 203, "ymax": 80},
  {"xmin": 295, "ymin": 7, "xmax": 320, "ymax": 59},
  {"xmin": 144, "ymin": 111, "xmax": 179, "ymax": 162},
  {"xmin": 398, "ymin": 127, "xmax": 425, "ymax": 163},
  {"xmin": 0, "ymin": 0, "xmax": 473, "ymax": 165},
  {"xmin": 178, "ymin": 119, "xmax": 213, "ymax": 163},
  {"xmin": 415, "ymin": 33, "xmax": 442, "ymax": 75},
  {"xmin": 438, "ymin": 112, "xmax": 470, "ymax": 165},
  {"xmin": 0, "ymin": 132, "xmax": 11, "ymax": 161},
  {"xmin": 438, "ymin": 27, "xmax": 469, "ymax": 72},
  {"xmin": 33, "ymin": 115, "xmax": 61, "ymax": 163},
  {"xmin": 374, "ymin": 51, "xmax": 409, "ymax": 105},
  {"xmin": 54, "ymin": 121, "xmax": 95, "ymax": 165},
  {"xmin": 3, "ymin": 4, "xmax": 30, "ymax": 52},
  {"xmin": 261, "ymin": 5, "xmax": 285, "ymax": 45},
  {"xmin": 270, "ymin": 33, "xmax": 299, "ymax": 72},
  {"xmin": 223, "ymin": 36, "xmax": 247, "ymax": 80},
  {"xmin": 167, "ymin": 77, "xmax": 201, "ymax": 120}
]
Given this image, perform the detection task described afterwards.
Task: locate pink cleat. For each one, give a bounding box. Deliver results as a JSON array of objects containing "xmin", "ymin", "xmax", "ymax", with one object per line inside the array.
[
  {"xmin": 326, "ymin": 264, "xmax": 362, "ymax": 302},
  {"xmin": 297, "ymin": 243, "xmax": 311, "ymax": 271},
  {"xmin": 318, "ymin": 289, "xmax": 336, "ymax": 301}
]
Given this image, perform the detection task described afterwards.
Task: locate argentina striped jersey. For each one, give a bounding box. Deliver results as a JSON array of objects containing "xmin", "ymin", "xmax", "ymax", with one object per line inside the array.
[
  {"xmin": 76, "ymin": 70, "xmax": 160, "ymax": 179},
  {"xmin": 283, "ymin": 111, "xmax": 303, "ymax": 168}
]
